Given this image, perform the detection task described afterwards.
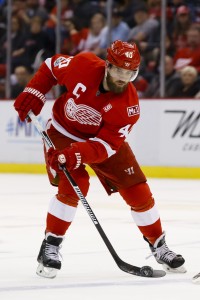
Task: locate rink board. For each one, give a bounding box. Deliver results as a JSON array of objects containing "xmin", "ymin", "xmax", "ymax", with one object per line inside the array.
[{"xmin": 0, "ymin": 99, "xmax": 200, "ymax": 178}]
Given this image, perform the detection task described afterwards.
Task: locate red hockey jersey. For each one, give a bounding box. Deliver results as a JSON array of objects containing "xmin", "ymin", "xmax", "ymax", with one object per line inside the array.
[{"xmin": 28, "ymin": 52, "xmax": 140, "ymax": 162}]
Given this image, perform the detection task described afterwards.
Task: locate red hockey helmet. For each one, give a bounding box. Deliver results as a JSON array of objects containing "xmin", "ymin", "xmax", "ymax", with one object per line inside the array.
[{"xmin": 106, "ymin": 40, "xmax": 141, "ymax": 71}]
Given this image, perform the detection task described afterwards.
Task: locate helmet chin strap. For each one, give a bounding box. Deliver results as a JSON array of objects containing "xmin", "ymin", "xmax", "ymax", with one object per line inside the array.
[
  {"xmin": 102, "ymin": 66, "xmax": 109, "ymax": 91},
  {"xmin": 103, "ymin": 78, "xmax": 109, "ymax": 91},
  {"xmin": 105, "ymin": 66, "xmax": 108, "ymax": 78},
  {"xmin": 104, "ymin": 61, "xmax": 110, "ymax": 79},
  {"xmin": 130, "ymin": 68, "xmax": 139, "ymax": 82}
]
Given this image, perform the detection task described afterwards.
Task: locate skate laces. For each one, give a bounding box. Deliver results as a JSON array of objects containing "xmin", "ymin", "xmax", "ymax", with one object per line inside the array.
[
  {"xmin": 45, "ymin": 243, "xmax": 63, "ymax": 261},
  {"xmin": 147, "ymin": 242, "xmax": 177, "ymax": 263}
]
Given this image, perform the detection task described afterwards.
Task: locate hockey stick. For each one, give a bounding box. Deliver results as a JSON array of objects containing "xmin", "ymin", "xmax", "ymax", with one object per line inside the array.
[{"xmin": 28, "ymin": 111, "xmax": 166, "ymax": 278}]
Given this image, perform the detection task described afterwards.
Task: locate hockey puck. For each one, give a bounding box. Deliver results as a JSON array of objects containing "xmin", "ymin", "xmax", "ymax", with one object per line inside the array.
[{"xmin": 140, "ymin": 266, "xmax": 154, "ymax": 277}]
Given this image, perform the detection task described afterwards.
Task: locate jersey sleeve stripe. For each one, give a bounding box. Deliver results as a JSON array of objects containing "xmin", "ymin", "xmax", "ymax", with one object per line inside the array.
[
  {"xmin": 45, "ymin": 58, "xmax": 57, "ymax": 79},
  {"xmin": 51, "ymin": 117, "xmax": 85, "ymax": 142}
]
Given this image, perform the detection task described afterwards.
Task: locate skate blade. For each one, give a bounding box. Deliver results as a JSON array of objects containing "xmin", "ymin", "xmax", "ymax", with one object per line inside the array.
[
  {"xmin": 192, "ymin": 273, "xmax": 200, "ymax": 284},
  {"xmin": 36, "ymin": 263, "xmax": 58, "ymax": 278},
  {"xmin": 162, "ymin": 264, "xmax": 187, "ymax": 273}
]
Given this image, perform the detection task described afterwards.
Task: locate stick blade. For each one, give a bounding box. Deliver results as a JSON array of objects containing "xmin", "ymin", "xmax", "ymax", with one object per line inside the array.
[
  {"xmin": 118, "ymin": 260, "xmax": 166, "ymax": 278},
  {"xmin": 138, "ymin": 266, "xmax": 166, "ymax": 278}
]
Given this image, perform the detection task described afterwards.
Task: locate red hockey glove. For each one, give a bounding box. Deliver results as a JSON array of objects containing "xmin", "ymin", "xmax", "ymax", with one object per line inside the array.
[
  {"xmin": 14, "ymin": 87, "xmax": 46, "ymax": 122},
  {"xmin": 48, "ymin": 140, "xmax": 109, "ymax": 173},
  {"xmin": 47, "ymin": 146, "xmax": 82, "ymax": 173}
]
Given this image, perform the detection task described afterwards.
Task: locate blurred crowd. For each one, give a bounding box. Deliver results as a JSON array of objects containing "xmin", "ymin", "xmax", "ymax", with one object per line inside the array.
[{"xmin": 0, "ymin": 0, "xmax": 200, "ymax": 99}]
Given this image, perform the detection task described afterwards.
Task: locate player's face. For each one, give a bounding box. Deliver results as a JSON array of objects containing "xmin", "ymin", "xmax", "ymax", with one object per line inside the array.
[{"xmin": 106, "ymin": 65, "xmax": 133, "ymax": 93}]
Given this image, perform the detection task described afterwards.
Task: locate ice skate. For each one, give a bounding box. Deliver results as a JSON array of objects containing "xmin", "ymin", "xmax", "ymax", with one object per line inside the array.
[
  {"xmin": 144, "ymin": 232, "xmax": 186, "ymax": 273},
  {"xmin": 36, "ymin": 232, "xmax": 64, "ymax": 278}
]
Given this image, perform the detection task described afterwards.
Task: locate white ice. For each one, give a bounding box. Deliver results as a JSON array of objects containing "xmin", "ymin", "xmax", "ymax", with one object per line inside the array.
[{"xmin": 0, "ymin": 174, "xmax": 200, "ymax": 300}]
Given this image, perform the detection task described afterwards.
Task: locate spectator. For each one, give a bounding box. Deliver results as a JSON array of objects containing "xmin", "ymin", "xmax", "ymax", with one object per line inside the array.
[
  {"xmin": 0, "ymin": 15, "xmax": 27, "ymax": 72},
  {"xmin": 11, "ymin": 64, "xmax": 55, "ymax": 100},
  {"xmin": 147, "ymin": 0, "xmax": 162, "ymax": 20},
  {"xmin": 174, "ymin": 25, "xmax": 200, "ymax": 72},
  {"xmin": 12, "ymin": 0, "xmax": 48, "ymax": 31},
  {"xmin": 167, "ymin": 0, "xmax": 196, "ymax": 22},
  {"xmin": 64, "ymin": 12, "xmax": 106, "ymax": 56},
  {"xmin": 172, "ymin": 5, "xmax": 193, "ymax": 51},
  {"xmin": 12, "ymin": 0, "xmax": 27, "ymax": 20},
  {"xmin": 125, "ymin": 3, "xmax": 160, "ymax": 80},
  {"xmin": 170, "ymin": 65, "xmax": 200, "ymax": 98},
  {"xmin": 11, "ymin": 65, "xmax": 32, "ymax": 99},
  {"xmin": 70, "ymin": 0, "xmax": 106, "ymax": 28},
  {"xmin": 59, "ymin": 17, "xmax": 78, "ymax": 55},
  {"xmin": 144, "ymin": 55, "xmax": 181, "ymax": 98},
  {"xmin": 98, "ymin": 6, "xmax": 130, "ymax": 57},
  {"xmin": 142, "ymin": 33, "xmax": 176, "ymax": 82},
  {"xmin": 12, "ymin": 16, "xmax": 55, "ymax": 71},
  {"xmin": 44, "ymin": 0, "xmax": 73, "ymax": 47},
  {"xmin": 168, "ymin": 0, "xmax": 186, "ymax": 12},
  {"xmin": 107, "ymin": 0, "xmax": 141, "ymax": 28},
  {"xmin": 127, "ymin": 3, "xmax": 160, "ymax": 53},
  {"xmin": 45, "ymin": 0, "xmax": 73, "ymax": 29}
]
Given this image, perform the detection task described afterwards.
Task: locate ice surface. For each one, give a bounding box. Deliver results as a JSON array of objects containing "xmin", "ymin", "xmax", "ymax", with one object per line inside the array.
[{"xmin": 0, "ymin": 174, "xmax": 200, "ymax": 300}]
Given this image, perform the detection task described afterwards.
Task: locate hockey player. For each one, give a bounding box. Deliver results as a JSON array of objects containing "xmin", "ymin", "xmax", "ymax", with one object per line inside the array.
[{"xmin": 14, "ymin": 40, "xmax": 186, "ymax": 278}]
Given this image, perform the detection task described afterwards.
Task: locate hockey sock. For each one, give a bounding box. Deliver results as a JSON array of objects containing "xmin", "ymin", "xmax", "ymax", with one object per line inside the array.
[
  {"xmin": 119, "ymin": 182, "xmax": 163, "ymax": 245},
  {"xmin": 45, "ymin": 195, "xmax": 77, "ymax": 236},
  {"xmin": 46, "ymin": 213, "xmax": 72, "ymax": 236},
  {"xmin": 136, "ymin": 218, "xmax": 162, "ymax": 245}
]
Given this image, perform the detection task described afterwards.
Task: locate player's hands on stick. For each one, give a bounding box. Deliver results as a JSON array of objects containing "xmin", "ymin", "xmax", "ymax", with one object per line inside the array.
[
  {"xmin": 14, "ymin": 87, "xmax": 46, "ymax": 122},
  {"xmin": 47, "ymin": 146, "xmax": 82, "ymax": 172}
]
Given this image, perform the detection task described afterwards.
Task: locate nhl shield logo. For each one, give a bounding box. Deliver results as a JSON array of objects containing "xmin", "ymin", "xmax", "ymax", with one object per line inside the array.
[{"xmin": 127, "ymin": 105, "xmax": 140, "ymax": 117}]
